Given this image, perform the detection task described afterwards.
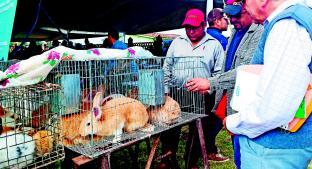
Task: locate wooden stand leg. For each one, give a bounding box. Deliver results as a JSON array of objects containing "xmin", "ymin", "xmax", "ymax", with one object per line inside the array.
[
  {"xmin": 185, "ymin": 123, "xmax": 197, "ymax": 169},
  {"xmin": 196, "ymin": 119, "xmax": 209, "ymax": 169},
  {"xmin": 145, "ymin": 138, "xmax": 154, "ymax": 169},
  {"xmin": 145, "ymin": 136, "xmax": 160, "ymax": 169},
  {"xmin": 99, "ymin": 154, "xmax": 111, "ymax": 169},
  {"xmin": 72, "ymin": 155, "xmax": 93, "ymax": 169}
]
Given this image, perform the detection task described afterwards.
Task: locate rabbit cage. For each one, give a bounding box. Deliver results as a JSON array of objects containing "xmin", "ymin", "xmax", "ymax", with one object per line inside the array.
[
  {"xmin": 45, "ymin": 56, "xmax": 207, "ymax": 158},
  {"xmin": 0, "ymin": 83, "xmax": 65, "ymax": 168}
]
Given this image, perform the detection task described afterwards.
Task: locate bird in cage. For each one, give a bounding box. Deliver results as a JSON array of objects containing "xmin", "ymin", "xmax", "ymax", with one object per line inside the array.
[
  {"xmin": 31, "ymin": 103, "xmax": 51, "ymax": 131},
  {"xmin": 32, "ymin": 130, "xmax": 53, "ymax": 157},
  {"xmin": 147, "ymin": 96, "xmax": 181, "ymax": 124},
  {"xmin": 0, "ymin": 108, "xmax": 19, "ymax": 130},
  {"xmin": 79, "ymin": 92, "xmax": 149, "ymax": 142}
]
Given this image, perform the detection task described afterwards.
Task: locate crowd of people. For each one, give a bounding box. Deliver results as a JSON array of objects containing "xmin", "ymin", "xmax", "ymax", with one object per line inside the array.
[{"xmin": 8, "ymin": 32, "xmax": 170, "ymax": 61}]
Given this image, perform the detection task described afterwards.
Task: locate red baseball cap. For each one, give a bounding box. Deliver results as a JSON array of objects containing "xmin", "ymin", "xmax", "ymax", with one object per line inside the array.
[{"xmin": 182, "ymin": 9, "xmax": 205, "ymax": 27}]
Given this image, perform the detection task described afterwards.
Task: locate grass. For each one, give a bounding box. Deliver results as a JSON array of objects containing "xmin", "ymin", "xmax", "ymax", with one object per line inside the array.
[
  {"xmin": 110, "ymin": 127, "xmax": 236, "ymax": 169},
  {"xmin": 110, "ymin": 127, "xmax": 311, "ymax": 169},
  {"xmin": 58, "ymin": 126, "xmax": 311, "ymax": 168}
]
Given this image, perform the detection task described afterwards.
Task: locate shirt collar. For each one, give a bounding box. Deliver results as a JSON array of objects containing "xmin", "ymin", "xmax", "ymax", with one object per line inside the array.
[
  {"xmin": 179, "ymin": 32, "xmax": 215, "ymax": 44},
  {"xmin": 203, "ymin": 33, "xmax": 216, "ymax": 41},
  {"xmin": 266, "ymin": 0, "xmax": 298, "ymax": 23},
  {"xmin": 207, "ymin": 27, "xmax": 222, "ymax": 33}
]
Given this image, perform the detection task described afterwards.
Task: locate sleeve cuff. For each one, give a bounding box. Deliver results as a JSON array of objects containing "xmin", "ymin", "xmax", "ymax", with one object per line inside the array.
[
  {"xmin": 226, "ymin": 114, "xmax": 261, "ymax": 138},
  {"xmin": 208, "ymin": 76, "xmax": 218, "ymax": 92},
  {"xmin": 226, "ymin": 113, "xmax": 242, "ymax": 135}
]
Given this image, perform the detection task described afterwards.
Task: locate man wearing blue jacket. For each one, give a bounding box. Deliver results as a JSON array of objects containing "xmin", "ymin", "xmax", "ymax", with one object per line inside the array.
[{"xmin": 206, "ymin": 8, "xmax": 229, "ymax": 51}]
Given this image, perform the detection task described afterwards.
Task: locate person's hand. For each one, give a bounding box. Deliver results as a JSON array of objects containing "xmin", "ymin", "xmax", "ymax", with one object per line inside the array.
[
  {"xmin": 185, "ymin": 78, "xmax": 210, "ymax": 92},
  {"xmin": 223, "ymin": 117, "xmax": 235, "ymax": 136}
]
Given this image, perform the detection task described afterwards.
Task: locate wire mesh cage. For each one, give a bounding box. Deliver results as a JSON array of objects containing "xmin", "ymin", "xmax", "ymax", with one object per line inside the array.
[
  {"xmin": 45, "ymin": 56, "xmax": 207, "ymax": 158},
  {"xmin": 0, "ymin": 83, "xmax": 65, "ymax": 168}
]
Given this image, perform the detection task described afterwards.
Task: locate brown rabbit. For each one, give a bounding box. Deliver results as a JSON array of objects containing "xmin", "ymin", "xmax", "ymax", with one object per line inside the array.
[
  {"xmin": 148, "ymin": 96, "xmax": 181, "ymax": 124},
  {"xmin": 46, "ymin": 111, "xmax": 87, "ymax": 146},
  {"xmin": 56, "ymin": 94, "xmax": 125, "ymax": 146},
  {"xmin": 58, "ymin": 112, "xmax": 88, "ymax": 146},
  {"xmin": 79, "ymin": 92, "xmax": 149, "ymax": 142}
]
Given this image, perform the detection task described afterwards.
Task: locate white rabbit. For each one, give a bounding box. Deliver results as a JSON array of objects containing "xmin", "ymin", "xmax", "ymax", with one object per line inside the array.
[{"xmin": 0, "ymin": 131, "xmax": 35, "ymax": 168}]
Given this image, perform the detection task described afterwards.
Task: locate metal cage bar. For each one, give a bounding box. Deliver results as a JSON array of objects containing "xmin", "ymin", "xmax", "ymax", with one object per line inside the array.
[
  {"xmin": 0, "ymin": 83, "xmax": 65, "ymax": 168},
  {"xmin": 45, "ymin": 56, "xmax": 207, "ymax": 158}
]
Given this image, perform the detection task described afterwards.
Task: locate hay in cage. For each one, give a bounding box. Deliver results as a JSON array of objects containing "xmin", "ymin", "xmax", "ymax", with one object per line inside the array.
[
  {"xmin": 0, "ymin": 83, "xmax": 65, "ymax": 168},
  {"xmin": 44, "ymin": 56, "xmax": 207, "ymax": 158}
]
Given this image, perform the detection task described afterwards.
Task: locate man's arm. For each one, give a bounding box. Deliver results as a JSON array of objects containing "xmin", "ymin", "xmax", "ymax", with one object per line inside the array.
[
  {"xmin": 209, "ymin": 69, "xmax": 236, "ymax": 92},
  {"xmin": 186, "ymin": 42, "xmax": 226, "ymax": 93}
]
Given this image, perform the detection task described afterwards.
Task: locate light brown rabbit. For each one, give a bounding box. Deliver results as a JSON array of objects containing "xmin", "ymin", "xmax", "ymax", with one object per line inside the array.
[
  {"xmin": 79, "ymin": 92, "xmax": 149, "ymax": 142},
  {"xmin": 47, "ymin": 111, "xmax": 87, "ymax": 146},
  {"xmin": 148, "ymin": 96, "xmax": 181, "ymax": 124}
]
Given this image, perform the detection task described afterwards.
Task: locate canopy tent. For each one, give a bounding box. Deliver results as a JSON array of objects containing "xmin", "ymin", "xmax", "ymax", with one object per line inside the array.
[{"xmin": 11, "ymin": 0, "xmax": 224, "ymax": 41}]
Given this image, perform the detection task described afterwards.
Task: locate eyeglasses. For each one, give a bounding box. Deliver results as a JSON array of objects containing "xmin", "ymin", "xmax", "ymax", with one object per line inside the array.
[{"xmin": 185, "ymin": 24, "xmax": 203, "ymax": 32}]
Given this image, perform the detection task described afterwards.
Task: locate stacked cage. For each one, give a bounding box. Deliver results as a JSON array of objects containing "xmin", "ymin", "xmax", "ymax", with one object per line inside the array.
[
  {"xmin": 45, "ymin": 56, "xmax": 206, "ymax": 158},
  {"xmin": 0, "ymin": 83, "xmax": 65, "ymax": 168}
]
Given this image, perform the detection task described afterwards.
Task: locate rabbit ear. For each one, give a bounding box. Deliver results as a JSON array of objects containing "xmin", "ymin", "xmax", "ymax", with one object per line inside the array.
[
  {"xmin": 93, "ymin": 92, "xmax": 103, "ymax": 107},
  {"xmin": 101, "ymin": 94, "xmax": 124, "ymax": 105},
  {"xmin": 92, "ymin": 92, "xmax": 103, "ymax": 119}
]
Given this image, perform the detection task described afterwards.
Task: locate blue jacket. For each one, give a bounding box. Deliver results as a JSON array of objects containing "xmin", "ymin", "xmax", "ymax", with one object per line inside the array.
[
  {"xmin": 251, "ymin": 3, "xmax": 312, "ymax": 149},
  {"xmin": 108, "ymin": 40, "xmax": 139, "ymax": 75},
  {"xmin": 207, "ymin": 28, "xmax": 228, "ymax": 51}
]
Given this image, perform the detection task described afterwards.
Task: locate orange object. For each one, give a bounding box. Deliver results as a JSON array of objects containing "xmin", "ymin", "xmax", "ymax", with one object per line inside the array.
[
  {"xmin": 215, "ymin": 93, "xmax": 227, "ymax": 120},
  {"xmin": 287, "ymin": 84, "xmax": 312, "ymax": 132}
]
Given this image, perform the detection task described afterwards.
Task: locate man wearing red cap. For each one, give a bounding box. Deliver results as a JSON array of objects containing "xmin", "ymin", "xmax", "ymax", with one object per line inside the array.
[
  {"xmin": 161, "ymin": 8, "xmax": 225, "ymax": 169},
  {"xmin": 185, "ymin": 0, "xmax": 263, "ymax": 168}
]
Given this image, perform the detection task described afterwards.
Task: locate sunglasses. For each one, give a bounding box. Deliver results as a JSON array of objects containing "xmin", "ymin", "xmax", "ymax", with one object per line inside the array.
[
  {"xmin": 228, "ymin": 13, "xmax": 242, "ymax": 19},
  {"xmin": 228, "ymin": 10, "xmax": 247, "ymax": 19}
]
